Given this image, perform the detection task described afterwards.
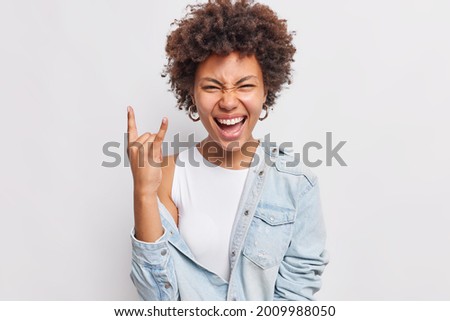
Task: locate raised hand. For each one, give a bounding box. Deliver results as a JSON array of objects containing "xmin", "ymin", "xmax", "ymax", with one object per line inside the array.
[{"xmin": 127, "ymin": 106, "xmax": 168, "ymax": 196}]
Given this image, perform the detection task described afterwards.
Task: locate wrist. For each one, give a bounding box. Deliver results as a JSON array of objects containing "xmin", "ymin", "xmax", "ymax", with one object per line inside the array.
[{"xmin": 133, "ymin": 187, "xmax": 158, "ymax": 199}]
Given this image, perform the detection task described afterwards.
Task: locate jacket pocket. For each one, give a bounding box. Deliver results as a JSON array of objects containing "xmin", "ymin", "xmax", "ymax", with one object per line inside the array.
[{"xmin": 242, "ymin": 204, "xmax": 295, "ymax": 269}]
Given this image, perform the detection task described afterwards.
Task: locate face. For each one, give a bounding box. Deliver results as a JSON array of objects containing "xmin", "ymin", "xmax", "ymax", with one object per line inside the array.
[{"xmin": 192, "ymin": 51, "xmax": 267, "ymax": 151}]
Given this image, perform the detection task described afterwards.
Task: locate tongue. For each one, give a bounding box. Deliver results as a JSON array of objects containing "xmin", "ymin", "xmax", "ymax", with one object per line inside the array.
[{"xmin": 218, "ymin": 121, "xmax": 242, "ymax": 133}]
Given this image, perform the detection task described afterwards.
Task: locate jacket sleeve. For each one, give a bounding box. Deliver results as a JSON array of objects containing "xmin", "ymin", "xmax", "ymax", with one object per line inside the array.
[
  {"xmin": 274, "ymin": 179, "xmax": 329, "ymax": 301},
  {"xmin": 130, "ymin": 227, "xmax": 179, "ymax": 300}
]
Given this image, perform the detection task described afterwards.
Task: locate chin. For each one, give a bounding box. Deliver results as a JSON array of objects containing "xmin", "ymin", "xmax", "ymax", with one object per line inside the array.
[{"xmin": 218, "ymin": 136, "xmax": 255, "ymax": 153}]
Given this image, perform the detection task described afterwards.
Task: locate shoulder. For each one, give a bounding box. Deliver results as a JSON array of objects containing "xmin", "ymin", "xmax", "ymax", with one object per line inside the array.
[
  {"xmin": 266, "ymin": 143, "xmax": 318, "ymax": 188},
  {"xmin": 257, "ymin": 143, "xmax": 321, "ymax": 219},
  {"xmin": 158, "ymin": 154, "xmax": 180, "ymax": 224},
  {"xmin": 263, "ymin": 144, "xmax": 323, "ymax": 220},
  {"xmin": 161, "ymin": 154, "xmax": 178, "ymax": 172},
  {"xmin": 160, "ymin": 154, "xmax": 178, "ymax": 190}
]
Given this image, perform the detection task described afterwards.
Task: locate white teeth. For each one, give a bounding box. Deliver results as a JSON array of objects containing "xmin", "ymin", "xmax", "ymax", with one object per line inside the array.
[{"xmin": 216, "ymin": 117, "xmax": 244, "ymax": 125}]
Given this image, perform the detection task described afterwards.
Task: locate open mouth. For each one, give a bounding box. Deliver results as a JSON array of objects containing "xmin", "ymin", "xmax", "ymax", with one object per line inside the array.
[{"xmin": 213, "ymin": 116, "xmax": 247, "ymax": 140}]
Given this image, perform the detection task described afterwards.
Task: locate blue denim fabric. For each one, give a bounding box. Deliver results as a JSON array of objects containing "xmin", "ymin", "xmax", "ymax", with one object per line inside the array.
[{"xmin": 130, "ymin": 141, "xmax": 329, "ymax": 300}]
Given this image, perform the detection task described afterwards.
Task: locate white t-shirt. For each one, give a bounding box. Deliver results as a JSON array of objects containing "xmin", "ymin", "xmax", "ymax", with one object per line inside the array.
[{"xmin": 171, "ymin": 146, "xmax": 249, "ymax": 281}]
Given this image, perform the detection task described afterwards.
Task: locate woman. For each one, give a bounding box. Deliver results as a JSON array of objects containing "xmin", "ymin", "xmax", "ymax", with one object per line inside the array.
[{"xmin": 127, "ymin": 0, "xmax": 328, "ymax": 300}]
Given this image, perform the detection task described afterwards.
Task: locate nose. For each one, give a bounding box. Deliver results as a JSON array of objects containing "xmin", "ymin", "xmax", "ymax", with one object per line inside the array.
[{"xmin": 219, "ymin": 89, "xmax": 239, "ymax": 111}]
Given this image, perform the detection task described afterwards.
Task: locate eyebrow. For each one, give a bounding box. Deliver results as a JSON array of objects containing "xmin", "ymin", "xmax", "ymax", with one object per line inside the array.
[{"xmin": 199, "ymin": 75, "xmax": 257, "ymax": 86}]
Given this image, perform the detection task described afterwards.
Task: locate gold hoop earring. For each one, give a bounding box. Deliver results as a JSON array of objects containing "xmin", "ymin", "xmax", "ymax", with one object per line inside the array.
[
  {"xmin": 188, "ymin": 104, "xmax": 200, "ymax": 122},
  {"xmin": 259, "ymin": 104, "xmax": 269, "ymax": 121}
]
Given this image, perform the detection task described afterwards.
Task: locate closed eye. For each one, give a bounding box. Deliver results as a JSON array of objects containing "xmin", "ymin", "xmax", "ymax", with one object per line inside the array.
[
  {"xmin": 237, "ymin": 84, "xmax": 256, "ymax": 91},
  {"xmin": 202, "ymin": 86, "xmax": 220, "ymax": 90},
  {"xmin": 201, "ymin": 84, "xmax": 256, "ymax": 91}
]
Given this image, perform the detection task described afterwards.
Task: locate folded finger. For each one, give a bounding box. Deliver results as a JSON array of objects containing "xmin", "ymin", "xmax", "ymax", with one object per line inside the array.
[{"xmin": 128, "ymin": 132, "xmax": 151, "ymax": 152}]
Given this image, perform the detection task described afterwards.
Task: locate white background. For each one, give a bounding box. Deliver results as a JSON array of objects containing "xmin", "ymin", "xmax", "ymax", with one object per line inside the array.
[{"xmin": 0, "ymin": 0, "xmax": 449, "ymax": 300}]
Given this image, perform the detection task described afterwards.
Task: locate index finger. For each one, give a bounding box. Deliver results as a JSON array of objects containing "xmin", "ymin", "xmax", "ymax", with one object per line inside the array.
[{"xmin": 127, "ymin": 106, "xmax": 138, "ymax": 143}]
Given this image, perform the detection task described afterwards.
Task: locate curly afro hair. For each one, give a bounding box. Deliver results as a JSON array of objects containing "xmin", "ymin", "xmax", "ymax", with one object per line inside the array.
[{"xmin": 162, "ymin": 0, "xmax": 296, "ymax": 113}]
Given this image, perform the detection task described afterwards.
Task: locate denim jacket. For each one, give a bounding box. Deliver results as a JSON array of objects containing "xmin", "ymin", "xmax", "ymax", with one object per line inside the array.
[{"xmin": 130, "ymin": 141, "xmax": 329, "ymax": 300}]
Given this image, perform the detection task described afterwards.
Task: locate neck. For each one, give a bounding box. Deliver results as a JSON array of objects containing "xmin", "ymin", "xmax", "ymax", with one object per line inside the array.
[{"xmin": 197, "ymin": 137, "xmax": 259, "ymax": 170}]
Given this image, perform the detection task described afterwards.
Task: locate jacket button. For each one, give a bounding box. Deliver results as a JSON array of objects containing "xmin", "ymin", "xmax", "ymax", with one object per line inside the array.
[
  {"xmin": 164, "ymin": 282, "xmax": 171, "ymax": 289},
  {"xmin": 161, "ymin": 249, "xmax": 167, "ymax": 256},
  {"xmin": 231, "ymin": 251, "xmax": 236, "ymax": 257},
  {"xmin": 259, "ymin": 170, "xmax": 264, "ymax": 176},
  {"xmin": 244, "ymin": 210, "xmax": 249, "ymax": 216}
]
